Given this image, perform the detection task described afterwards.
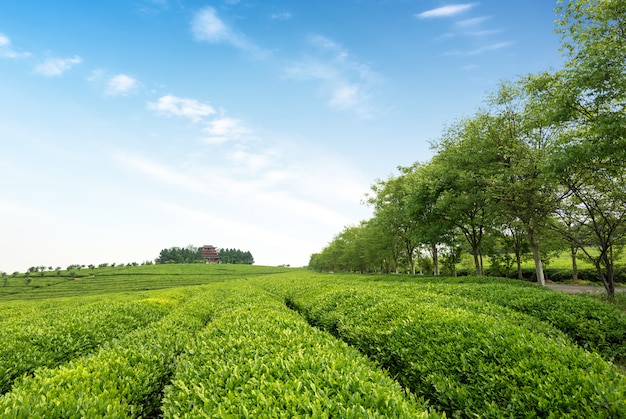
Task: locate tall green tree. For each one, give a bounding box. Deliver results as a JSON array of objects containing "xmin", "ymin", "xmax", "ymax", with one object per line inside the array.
[
  {"xmin": 485, "ymin": 82, "xmax": 564, "ymax": 286},
  {"xmin": 555, "ymin": 0, "xmax": 626, "ymax": 161},
  {"xmin": 432, "ymin": 114, "xmax": 503, "ymax": 275},
  {"xmin": 404, "ymin": 163, "xmax": 456, "ymax": 276},
  {"xmin": 550, "ymin": 149, "xmax": 626, "ymax": 297},
  {"xmin": 522, "ymin": 0, "xmax": 626, "ymax": 295},
  {"xmin": 367, "ymin": 173, "xmax": 423, "ymax": 274}
]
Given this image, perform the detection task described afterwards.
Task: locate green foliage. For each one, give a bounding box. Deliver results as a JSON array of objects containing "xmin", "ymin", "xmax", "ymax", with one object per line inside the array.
[
  {"xmin": 217, "ymin": 248, "xmax": 254, "ymax": 264},
  {"xmin": 155, "ymin": 245, "xmax": 255, "ymax": 265},
  {"xmin": 1, "ymin": 265, "xmax": 626, "ymax": 416},
  {"xmin": 413, "ymin": 277, "xmax": 626, "ymax": 366},
  {"xmin": 256, "ymin": 273, "xmax": 626, "ymax": 418},
  {"xmin": 155, "ymin": 245, "xmax": 201, "ymax": 264},
  {"xmin": 310, "ymin": 0, "xmax": 626, "ymax": 298},
  {"xmin": 0, "ymin": 264, "xmax": 288, "ymax": 302},
  {"xmin": 0, "ymin": 292, "xmax": 174, "ymax": 394},
  {"xmin": 0, "ymin": 287, "xmax": 211, "ymax": 417},
  {"xmin": 162, "ymin": 283, "xmax": 437, "ymax": 418}
]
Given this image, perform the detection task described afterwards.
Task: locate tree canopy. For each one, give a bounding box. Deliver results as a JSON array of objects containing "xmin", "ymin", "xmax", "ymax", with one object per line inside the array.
[
  {"xmin": 156, "ymin": 246, "xmax": 254, "ymax": 265},
  {"xmin": 309, "ymin": 0, "xmax": 626, "ymax": 297}
]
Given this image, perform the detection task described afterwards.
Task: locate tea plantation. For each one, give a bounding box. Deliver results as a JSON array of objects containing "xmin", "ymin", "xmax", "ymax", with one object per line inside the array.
[{"xmin": 1, "ymin": 264, "xmax": 625, "ymax": 418}]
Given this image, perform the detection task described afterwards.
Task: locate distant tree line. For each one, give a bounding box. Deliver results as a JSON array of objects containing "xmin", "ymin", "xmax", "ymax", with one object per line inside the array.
[
  {"xmin": 155, "ymin": 246, "xmax": 200, "ymax": 264},
  {"xmin": 155, "ymin": 245, "xmax": 254, "ymax": 265},
  {"xmin": 218, "ymin": 248, "xmax": 254, "ymax": 265}
]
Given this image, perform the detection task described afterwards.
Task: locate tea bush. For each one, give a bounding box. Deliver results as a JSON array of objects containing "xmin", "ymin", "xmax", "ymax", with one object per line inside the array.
[
  {"xmin": 0, "ymin": 287, "xmax": 210, "ymax": 417},
  {"xmin": 0, "ymin": 292, "xmax": 177, "ymax": 394},
  {"xmin": 162, "ymin": 283, "xmax": 439, "ymax": 418},
  {"xmin": 257, "ymin": 275, "xmax": 626, "ymax": 418}
]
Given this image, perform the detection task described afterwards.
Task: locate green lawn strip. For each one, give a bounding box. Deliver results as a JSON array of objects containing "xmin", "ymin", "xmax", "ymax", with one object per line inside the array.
[
  {"xmin": 161, "ymin": 283, "xmax": 440, "ymax": 418},
  {"xmin": 0, "ymin": 291, "xmax": 183, "ymax": 394},
  {"xmin": 257, "ymin": 275, "xmax": 626, "ymax": 418},
  {"xmin": 0, "ymin": 286, "xmax": 218, "ymax": 418}
]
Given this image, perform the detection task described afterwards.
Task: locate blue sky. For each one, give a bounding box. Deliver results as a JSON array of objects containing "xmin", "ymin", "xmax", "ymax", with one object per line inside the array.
[{"xmin": 0, "ymin": 1, "xmax": 564, "ymax": 271}]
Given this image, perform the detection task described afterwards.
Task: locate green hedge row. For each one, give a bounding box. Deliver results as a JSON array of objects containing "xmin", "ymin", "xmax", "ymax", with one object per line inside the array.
[
  {"xmin": 0, "ymin": 287, "xmax": 212, "ymax": 417},
  {"xmin": 412, "ymin": 277, "xmax": 626, "ymax": 365},
  {"xmin": 0, "ymin": 292, "xmax": 177, "ymax": 394},
  {"xmin": 162, "ymin": 283, "xmax": 440, "ymax": 418},
  {"xmin": 456, "ymin": 266, "xmax": 626, "ymax": 283},
  {"xmin": 256, "ymin": 275, "xmax": 626, "ymax": 418}
]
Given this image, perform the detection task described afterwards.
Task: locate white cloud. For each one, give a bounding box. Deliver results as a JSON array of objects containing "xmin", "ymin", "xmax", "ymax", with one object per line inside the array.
[
  {"xmin": 191, "ymin": 7, "xmax": 230, "ymax": 43},
  {"xmin": 455, "ymin": 16, "xmax": 490, "ymax": 28},
  {"xmin": 203, "ymin": 117, "xmax": 253, "ymax": 144},
  {"xmin": 329, "ymin": 84, "xmax": 363, "ymax": 111},
  {"xmin": 190, "ymin": 7, "xmax": 268, "ymax": 58},
  {"xmin": 34, "ymin": 55, "xmax": 83, "ymax": 76},
  {"xmin": 0, "ymin": 33, "xmax": 30, "ymax": 59},
  {"xmin": 106, "ymin": 74, "xmax": 138, "ymax": 96},
  {"xmin": 446, "ymin": 41, "xmax": 514, "ymax": 56},
  {"xmin": 284, "ymin": 35, "xmax": 380, "ymax": 118},
  {"xmin": 417, "ymin": 4, "xmax": 474, "ymax": 19},
  {"xmin": 115, "ymin": 152, "xmax": 356, "ymax": 228},
  {"xmin": 191, "ymin": 7, "xmax": 248, "ymax": 49},
  {"xmin": 147, "ymin": 95, "xmax": 215, "ymax": 122},
  {"xmin": 309, "ymin": 35, "xmax": 349, "ymax": 61},
  {"xmin": 285, "ymin": 61, "xmax": 336, "ymax": 82},
  {"xmin": 229, "ymin": 149, "xmax": 277, "ymax": 173},
  {"xmin": 270, "ymin": 12, "xmax": 292, "ymax": 21}
]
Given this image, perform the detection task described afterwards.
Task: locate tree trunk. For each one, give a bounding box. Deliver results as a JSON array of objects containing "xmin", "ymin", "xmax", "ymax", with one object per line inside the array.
[
  {"xmin": 571, "ymin": 245, "xmax": 578, "ymax": 282},
  {"xmin": 593, "ymin": 262, "xmax": 615, "ymax": 299},
  {"xmin": 528, "ymin": 227, "xmax": 545, "ymax": 286},
  {"xmin": 472, "ymin": 251, "xmax": 481, "ymax": 276},
  {"xmin": 600, "ymin": 247, "xmax": 616, "ymax": 298},
  {"xmin": 432, "ymin": 244, "xmax": 440, "ymax": 276},
  {"xmin": 606, "ymin": 264, "xmax": 616, "ymax": 298},
  {"xmin": 479, "ymin": 252, "xmax": 484, "ymax": 277},
  {"xmin": 405, "ymin": 242, "xmax": 415, "ymax": 275},
  {"xmin": 513, "ymin": 246, "xmax": 523, "ymax": 279}
]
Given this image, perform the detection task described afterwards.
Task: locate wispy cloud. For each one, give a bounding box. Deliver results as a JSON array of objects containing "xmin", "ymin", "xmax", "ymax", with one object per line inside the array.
[
  {"xmin": 147, "ymin": 94, "xmax": 216, "ymax": 122},
  {"xmin": 270, "ymin": 11, "xmax": 292, "ymax": 21},
  {"xmin": 191, "ymin": 7, "xmax": 233, "ymax": 44},
  {"xmin": 106, "ymin": 74, "xmax": 138, "ymax": 96},
  {"xmin": 115, "ymin": 152, "xmax": 357, "ymax": 229},
  {"xmin": 445, "ymin": 41, "xmax": 514, "ymax": 56},
  {"xmin": 455, "ymin": 16, "xmax": 490, "ymax": 28},
  {"xmin": 453, "ymin": 16, "xmax": 502, "ymax": 37},
  {"xmin": 203, "ymin": 117, "xmax": 253, "ymax": 144},
  {"xmin": 191, "ymin": 6, "xmax": 267, "ymax": 58},
  {"xmin": 418, "ymin": 4, "xmax": 511, "ymax": 59},
  {"xmin": 416, "ymin": 4, "xmax": 474, "ymax": 19},
  {"xmin": 284, "ymin": 34, "xmax": 380, "ymax": 118},
  {"xmin": 33, "ymin": 55, "xmax": 83, "ymax": 76},
  {"xmin": 0, "ymin": 33, "xmax": 30, "ymax": 59}
]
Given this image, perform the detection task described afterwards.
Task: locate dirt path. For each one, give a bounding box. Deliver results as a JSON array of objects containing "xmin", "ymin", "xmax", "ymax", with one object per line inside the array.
[{"xmin": 544, "ymin": 283, "xmax": 625, "ymax": 294}]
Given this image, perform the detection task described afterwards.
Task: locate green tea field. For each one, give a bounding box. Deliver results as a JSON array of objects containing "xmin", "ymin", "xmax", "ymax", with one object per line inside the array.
[{"xmin": 1, "ymin": 264, "xmax": 625, "ymax": 418}]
